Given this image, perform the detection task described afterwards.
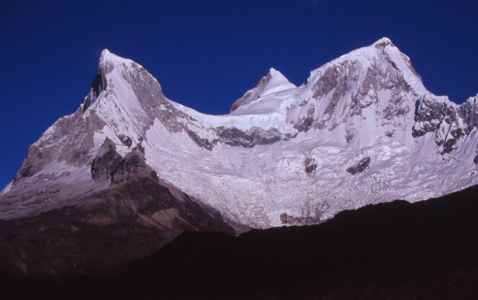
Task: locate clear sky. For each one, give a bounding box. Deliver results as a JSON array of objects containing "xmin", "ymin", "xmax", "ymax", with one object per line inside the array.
[{"xmin": 1, "ymin": 0, "xmax": 478, "ymax": 188}]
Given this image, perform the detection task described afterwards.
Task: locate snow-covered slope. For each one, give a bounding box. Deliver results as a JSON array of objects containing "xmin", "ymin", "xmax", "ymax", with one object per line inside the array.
[{"xmin": 2, "ymin": 38, "xmax": 478, "ymax": 229}]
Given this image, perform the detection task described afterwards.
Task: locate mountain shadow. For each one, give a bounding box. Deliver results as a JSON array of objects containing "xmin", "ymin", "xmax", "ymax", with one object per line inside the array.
[{"xmin": 1, "ymin": 184, "xmax": 478, "ymax": 299}]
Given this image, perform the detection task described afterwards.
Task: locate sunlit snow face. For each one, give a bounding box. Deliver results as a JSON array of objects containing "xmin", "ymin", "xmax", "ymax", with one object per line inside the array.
[{"xmin": 2, "ymin": 39, "xmax": 478, "ymax": 230}]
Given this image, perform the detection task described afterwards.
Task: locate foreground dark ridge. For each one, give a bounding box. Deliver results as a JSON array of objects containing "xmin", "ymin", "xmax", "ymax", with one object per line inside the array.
[{"xmin": 1, "ymin": 185, "xmax": 477, "ymax": 300}]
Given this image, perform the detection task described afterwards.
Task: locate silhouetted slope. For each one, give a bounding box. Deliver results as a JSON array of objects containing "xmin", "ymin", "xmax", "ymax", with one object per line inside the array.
[
  {"xmin": 0, "ymin": 172, "xmax": 235, "ymax": 277},
  {"xmin": 126, "ymin": 184, "xmax": 478, "ymax": 299},
  {"xmin": 2, "ymin": 185, "xmax": 478, "ymax": 299}
]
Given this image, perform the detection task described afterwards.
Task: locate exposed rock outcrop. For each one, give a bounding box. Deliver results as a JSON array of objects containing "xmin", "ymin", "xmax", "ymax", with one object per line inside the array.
[
  {"xmin": 346, "ymin": 157, "xmax": 371, "ymax": 175},
  {"xmin": 0, "ymin": 172, "xmax": 234, "ymax": 277}
]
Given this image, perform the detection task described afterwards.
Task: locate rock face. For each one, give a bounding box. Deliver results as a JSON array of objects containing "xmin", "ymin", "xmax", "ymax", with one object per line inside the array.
[
  {"xmin": 1, "ymin": 38, "xmax": 478, "ymax": 275},
  {"xmin": 346, "ymin": 157, "xmax": 371, "ymax": 175},
  {"xmin": 0, "ymin": 170, "xmax": 234, "ymax": 276}
]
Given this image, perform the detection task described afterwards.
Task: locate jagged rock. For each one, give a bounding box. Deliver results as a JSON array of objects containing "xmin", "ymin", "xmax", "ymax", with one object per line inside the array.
[
  {"xmin": 110, "ymin": 150, "xmax": 150, "ymax": 183},
  {"xmin": 118, "ymin": 134, "xmax": 133, "ymax": 147},
  {"xmin": 83, "ymin": 69, "xmax": 107, "ymax": 112},
  {"xmin": 217, "ymin": 127, "xmax": 282, "ymax": 148},
  {"xmin": 304, "ymin": 157, "xmax": 317, "ymax": 176},
  {"xmin": 186, "ymin": 129, "xmax": 216, "ymax": 150},
  {"xmin": 91, "ymin": 137, "xmax": 122, "ymax": 181},
  {"xmin": 346, "ymin": 157, "xmax": 371, "ymax": 175}
]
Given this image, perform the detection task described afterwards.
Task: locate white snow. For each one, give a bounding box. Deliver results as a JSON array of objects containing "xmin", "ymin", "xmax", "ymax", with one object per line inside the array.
[{"xmin": 0, "ymin": 181, "xmax": 12, "ymax": 194}]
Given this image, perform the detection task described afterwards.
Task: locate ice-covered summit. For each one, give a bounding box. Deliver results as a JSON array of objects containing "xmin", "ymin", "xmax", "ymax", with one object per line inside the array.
[
  {"xmin": 307, "ymin": 36, "xmax": 425, "ymax": 94},
  {"xmin": 230, "ymin": 67, "xmax": 296, "ymax": 113},
  {"xmin": 99, "ymin": 49, "xmax": 127, "ymax": 66},
  {"xmin": 1, "ymin": 38, "xmax": 478, "ymax": 229}
]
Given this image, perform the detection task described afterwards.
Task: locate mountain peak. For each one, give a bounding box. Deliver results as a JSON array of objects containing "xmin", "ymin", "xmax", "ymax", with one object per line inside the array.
[
  {"xmin": 98, "ymin": 49, "xmax": 132, "ymax": 72},
  {"xmin": 305, "ymin": 37, "xmax": 426, "ymax": 98},
  {"xmin": 99, "ymin": 49, "xmax": 114, "ymax": 65},
  {"xmin": 267, "ymin": 67, "xmax": 281, "ymax": 77},
  {"xmin": 230, "ymin": 68, "xmax": 296, "ymax": 113},
  {"xmin": 373, "ymin": 37, "xmax": 394, "ymax": 47},
  {"xmin": 100, "ymin": 48, "xmax": 112, "ymax": 57},
  {"xmin": 263, "ymin": 67, "xmax": 294, "ymax": 90}
]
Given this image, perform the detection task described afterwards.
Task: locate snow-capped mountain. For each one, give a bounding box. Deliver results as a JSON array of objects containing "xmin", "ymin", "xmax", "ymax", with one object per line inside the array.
[{"xmin": 2, "ymin": 38, "xmax": 478, "ymax": 232}]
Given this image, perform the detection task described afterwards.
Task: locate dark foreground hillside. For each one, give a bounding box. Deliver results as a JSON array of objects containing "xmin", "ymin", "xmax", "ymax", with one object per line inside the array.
[{"xmin": 1, "ymin": 185, "xmax": 478, "ymax": 299}]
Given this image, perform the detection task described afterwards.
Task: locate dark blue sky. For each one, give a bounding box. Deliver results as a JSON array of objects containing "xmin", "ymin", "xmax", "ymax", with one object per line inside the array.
[{"xmin": 1, "ymin": 0, "xmax": 477, "ymax": 187}]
